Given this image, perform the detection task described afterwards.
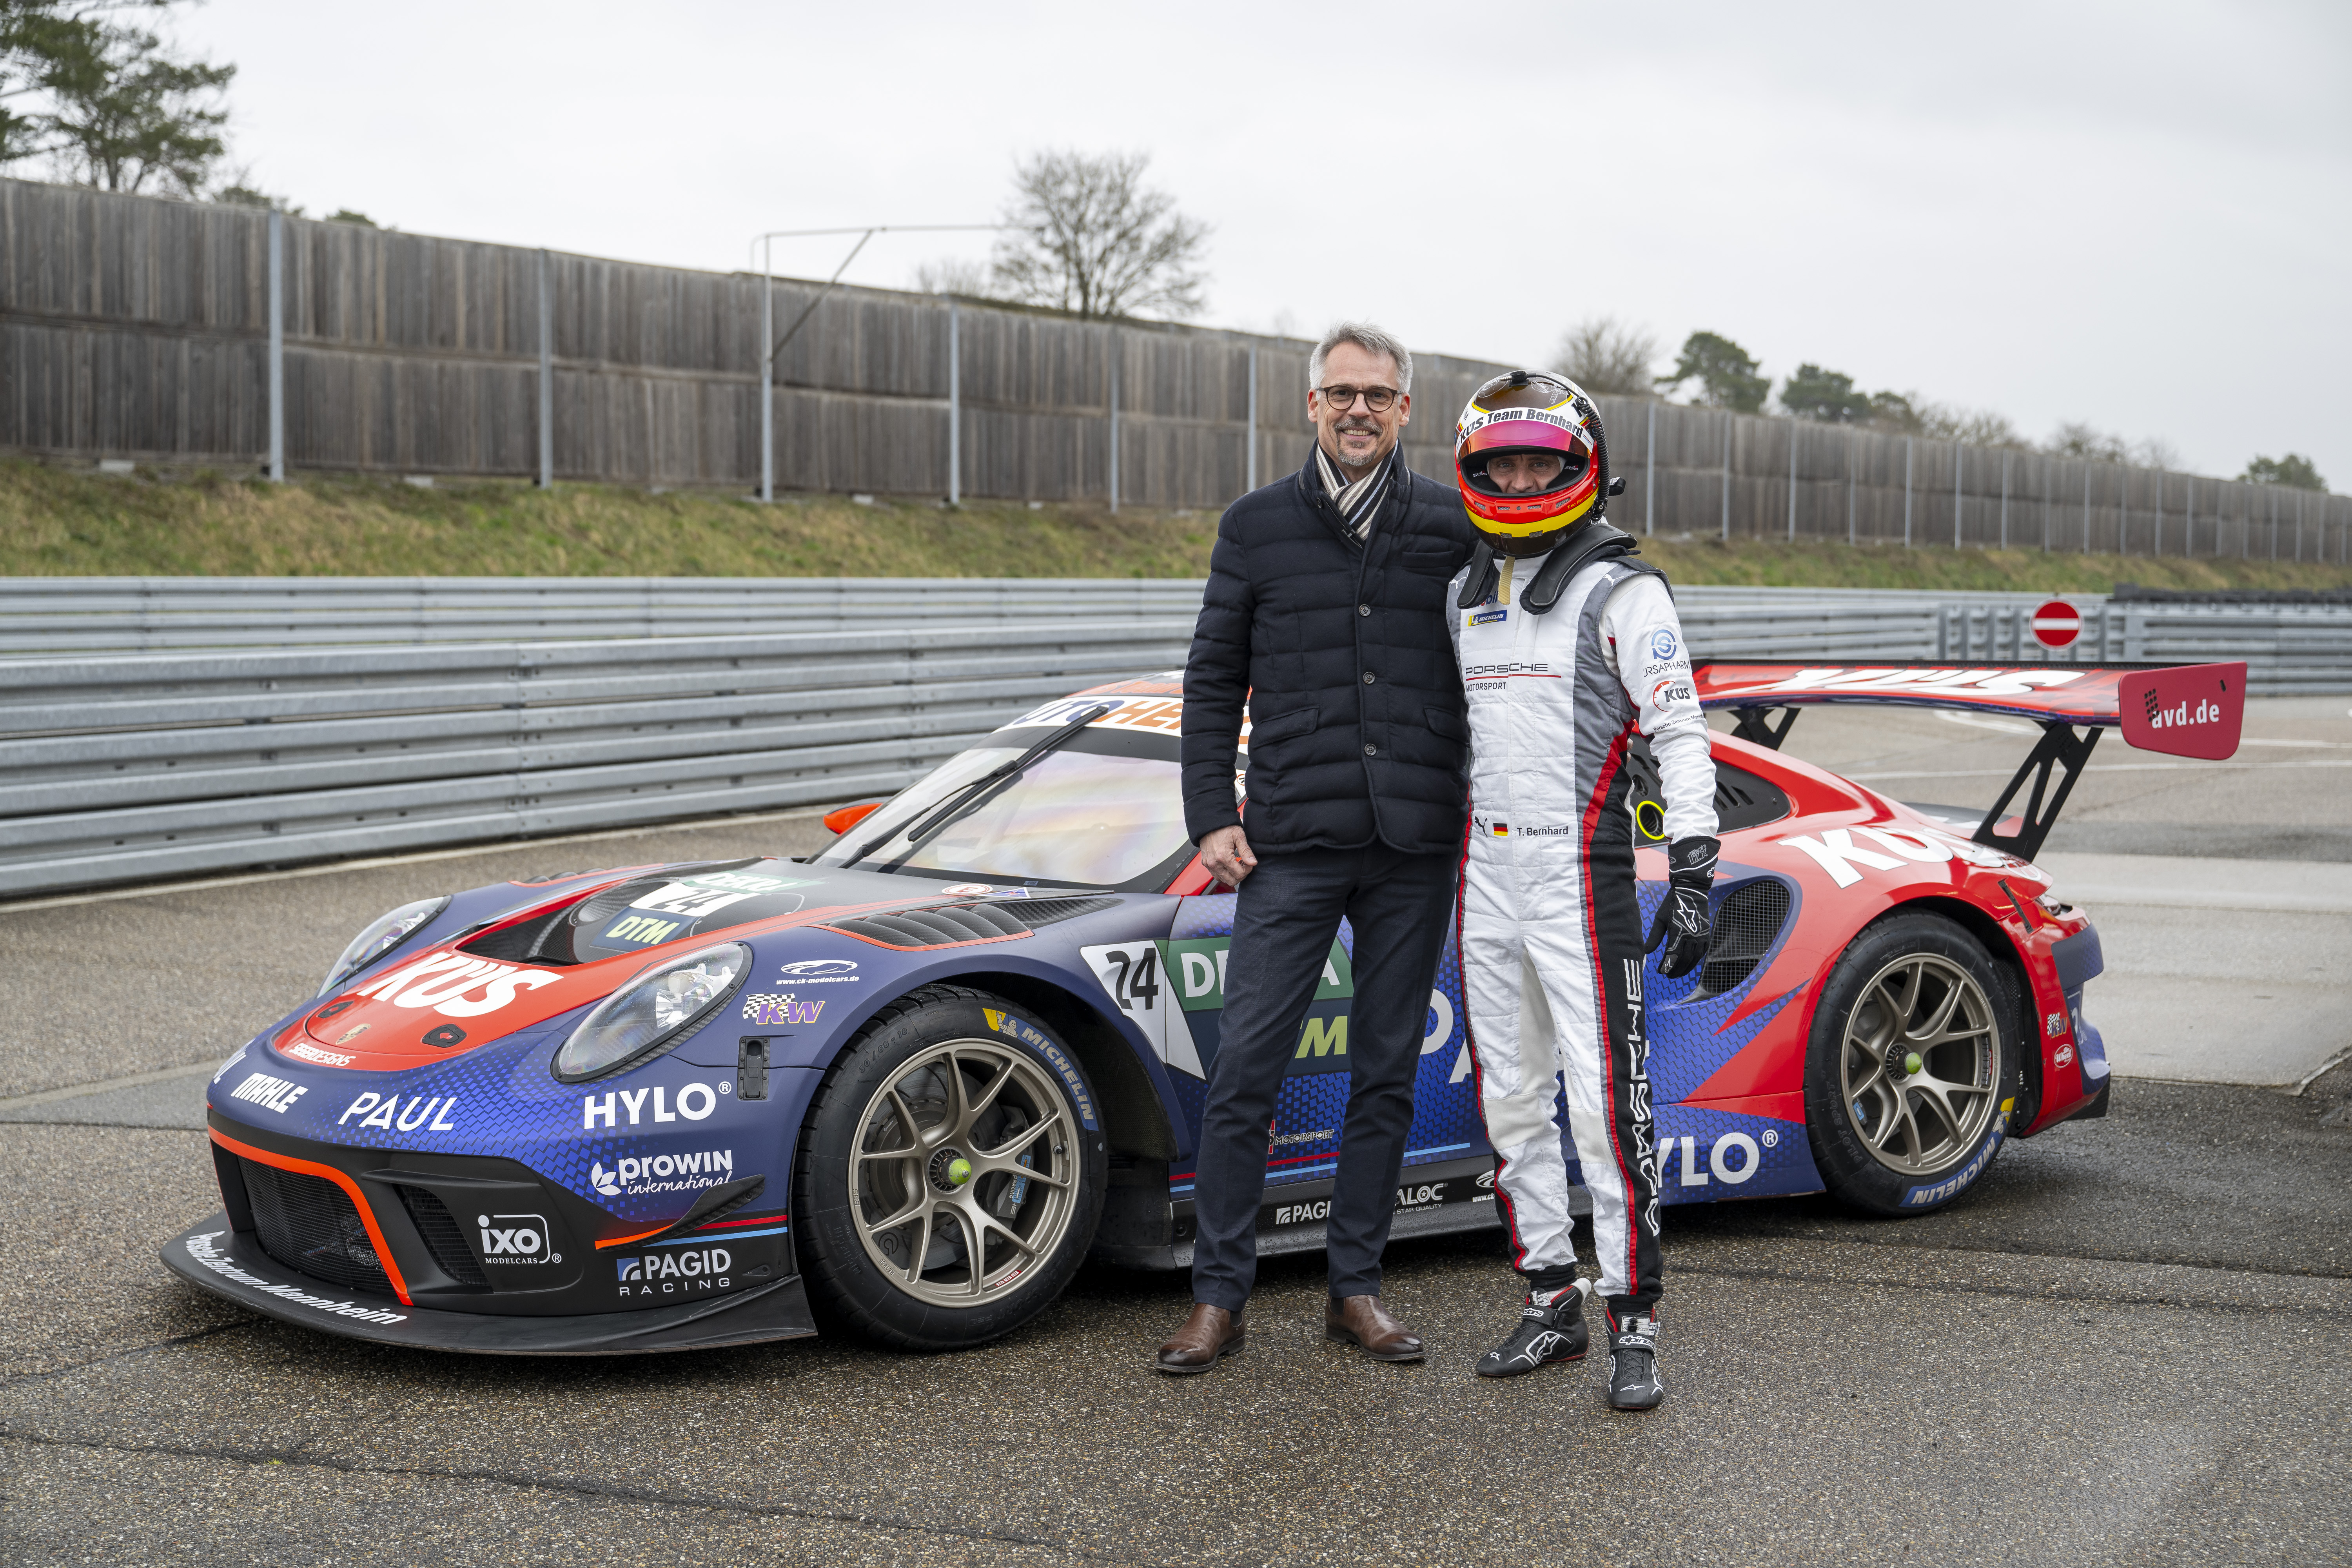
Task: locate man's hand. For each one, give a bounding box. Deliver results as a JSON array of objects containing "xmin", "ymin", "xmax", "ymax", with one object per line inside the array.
[
  {"xmin": 1644, "ymin": 835, "xmax": 1719, "ymax": 980},
  {"xmin": 1198, "ymin": 826, "xmax": 1258, "ymax": 889}
]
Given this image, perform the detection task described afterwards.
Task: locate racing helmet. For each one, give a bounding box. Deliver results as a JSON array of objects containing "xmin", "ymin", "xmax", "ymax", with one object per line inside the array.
[{"xmin": 1454, "ymin": 370, "xmax": 1608, "ymax": 558}]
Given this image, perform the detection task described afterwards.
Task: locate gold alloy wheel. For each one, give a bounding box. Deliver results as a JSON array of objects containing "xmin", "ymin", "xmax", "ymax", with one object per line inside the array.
[
  {"xmin": 848, "ymin": 1038, "xmax": 1079, "ymax": 1308},
  {"xmin": 1837, "ymin": 952, "xmax": 2000, "ymax": 1176}
]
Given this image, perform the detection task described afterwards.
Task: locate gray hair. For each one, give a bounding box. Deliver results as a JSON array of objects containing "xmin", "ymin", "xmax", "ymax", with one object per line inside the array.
[{"xmin": 1308, "ymin": 321, "xmax": 1413, "ymax": 394}]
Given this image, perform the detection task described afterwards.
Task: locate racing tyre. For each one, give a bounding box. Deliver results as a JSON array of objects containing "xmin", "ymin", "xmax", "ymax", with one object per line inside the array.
[
  {"xmin": 793, "ymin": 985, "xmax": 1106, "ymax": 1350},
  {"xmin": 1803, "ymin": 912, "xmax": 2014, "ymax": 1217}
]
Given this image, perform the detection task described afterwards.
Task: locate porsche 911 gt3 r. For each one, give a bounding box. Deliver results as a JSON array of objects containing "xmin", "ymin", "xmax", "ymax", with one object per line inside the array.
[{"xmin": 164, "ymin": 657, "xmax": 2246, "ymax": 1354}]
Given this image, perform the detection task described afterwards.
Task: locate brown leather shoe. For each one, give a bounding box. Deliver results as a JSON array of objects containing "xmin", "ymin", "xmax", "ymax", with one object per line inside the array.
[
  {"xmin": 1325, "ymin": 1294, "xmax": 1425, "ymax": 1362},
  {"xmin": 1154, "ymin": 1303, "xmax": 1245, "ymax": 1375}
]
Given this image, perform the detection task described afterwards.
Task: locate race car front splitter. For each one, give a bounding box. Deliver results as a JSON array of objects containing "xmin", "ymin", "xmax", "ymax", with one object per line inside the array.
[{"xmin": 162, "ymin": 1217, "xmax": 816, "ymax": 1356}]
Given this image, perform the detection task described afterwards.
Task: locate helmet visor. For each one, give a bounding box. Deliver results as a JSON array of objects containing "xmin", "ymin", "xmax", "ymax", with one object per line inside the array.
[{"xmin": 1459, "ymin": 418, "xmax": 1592, "ymax": 500}]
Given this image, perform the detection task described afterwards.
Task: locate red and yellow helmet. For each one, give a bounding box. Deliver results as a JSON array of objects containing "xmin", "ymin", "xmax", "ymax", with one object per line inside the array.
[{"xmin": 1455, "ymin": 370, "xmax": 1606, "ymax": 557}]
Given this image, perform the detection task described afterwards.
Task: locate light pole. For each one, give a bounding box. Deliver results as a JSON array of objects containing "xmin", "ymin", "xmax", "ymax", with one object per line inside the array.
[{"xmin": 747, "ymin": 224, "xmax": 1002, "ymax": 503}]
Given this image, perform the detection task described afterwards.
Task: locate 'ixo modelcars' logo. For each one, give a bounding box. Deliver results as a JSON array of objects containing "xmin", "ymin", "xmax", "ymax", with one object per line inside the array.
[
  {"xmin": 589, "ymin": 1149, "xmax": 735, "ymax": 1197},
  {"xmin": 476, "ymin": 1212, "xmax": 559, "ymax": 1265}
]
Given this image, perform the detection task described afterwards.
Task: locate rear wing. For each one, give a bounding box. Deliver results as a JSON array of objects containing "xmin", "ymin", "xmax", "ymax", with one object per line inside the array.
[{"xmin": 1692, "ymin": 660, "xmax": 2246, "ymax": 861}]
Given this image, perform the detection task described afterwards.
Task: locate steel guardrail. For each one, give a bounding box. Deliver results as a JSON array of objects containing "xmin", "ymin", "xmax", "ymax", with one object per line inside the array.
[{"xmin": 2, "ymin": 581, "xmax": 2344, "ymax": 898}]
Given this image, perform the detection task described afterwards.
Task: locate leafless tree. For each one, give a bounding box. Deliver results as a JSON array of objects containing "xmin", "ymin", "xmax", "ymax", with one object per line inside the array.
[
  {"xmin": 988, "ymin": 149, "xmax": 1209, "ymax": 320},
  {"xmin": 1548, "ymin": 315, "xmax": 1659, "ymax": 397},
  {"xmin": 910, "ymin": 256, "xmax": 995, "ymax": 298}
]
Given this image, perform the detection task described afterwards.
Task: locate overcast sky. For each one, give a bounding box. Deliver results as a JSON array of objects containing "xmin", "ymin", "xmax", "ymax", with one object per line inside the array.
[{"xmin": 189, "ymin": 0, "xmax": 2349, "ymax": 486}]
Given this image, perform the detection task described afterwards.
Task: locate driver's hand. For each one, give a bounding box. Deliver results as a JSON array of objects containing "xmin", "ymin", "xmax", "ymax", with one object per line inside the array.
[{"xmin": 1199, "ymin": 826, "xmax": 1258, "ymax": 889}]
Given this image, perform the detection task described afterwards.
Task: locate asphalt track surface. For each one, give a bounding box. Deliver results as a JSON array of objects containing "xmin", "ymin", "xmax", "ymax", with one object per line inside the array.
[{"xmin": 3, "ymin": 700, "xmax": 2348, "ymax": 1565}]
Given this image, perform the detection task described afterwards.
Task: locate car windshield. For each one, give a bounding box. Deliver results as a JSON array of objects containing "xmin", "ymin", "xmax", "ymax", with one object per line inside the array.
[{"xmin": 814, "ymin": 731, "xmax": 1191, "ymax": 889}]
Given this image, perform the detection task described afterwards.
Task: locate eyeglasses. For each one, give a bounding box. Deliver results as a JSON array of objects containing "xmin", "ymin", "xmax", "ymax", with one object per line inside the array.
[{"xmin": 1317, "ymin": 385, "xmax": 1400, "ymax": 414}]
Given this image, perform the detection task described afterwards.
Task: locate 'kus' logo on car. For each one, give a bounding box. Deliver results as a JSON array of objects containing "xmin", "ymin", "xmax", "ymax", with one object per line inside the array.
[{"xmin": 346, "ymin": 953, "xmax": 561, "ymax": 1017}]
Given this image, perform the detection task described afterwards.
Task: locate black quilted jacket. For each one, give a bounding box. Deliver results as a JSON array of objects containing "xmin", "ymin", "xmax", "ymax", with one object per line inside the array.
[{"xmin": 1180, "ymin": 450, "xmax": 1478, "ymax": 855}]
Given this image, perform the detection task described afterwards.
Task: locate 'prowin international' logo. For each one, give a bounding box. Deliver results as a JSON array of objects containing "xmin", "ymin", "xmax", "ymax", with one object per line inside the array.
[{"xmin": 589, "ymin": 1149, "xmax": 734, "ymax": 1197}]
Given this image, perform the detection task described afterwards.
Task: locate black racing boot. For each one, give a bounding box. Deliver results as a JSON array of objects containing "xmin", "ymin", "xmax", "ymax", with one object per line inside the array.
[
  {"xmin": 1605, "ymin": 1307, "xmax": 1665, "ymax": 1412},
  {"xmin": 1474, "ymin": 1279, "xmax": 1591, "ymax": 1379}
]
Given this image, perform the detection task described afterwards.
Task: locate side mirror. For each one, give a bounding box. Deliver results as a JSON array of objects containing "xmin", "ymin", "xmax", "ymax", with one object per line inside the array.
[
  {"xmin": 822, "ymin": 801, "xmax": 883, "ymax": 835},
  {"xmin": 1607, "ymin": 476, "xmax": 1627, "ymax": 496}
]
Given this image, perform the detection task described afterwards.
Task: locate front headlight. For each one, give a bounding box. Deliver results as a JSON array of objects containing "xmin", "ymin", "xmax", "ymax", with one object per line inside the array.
[
  {"xmin": 320, "ymin": 896, "xmax": 450, "ymax": 996},
  {"xmin": 554, "ymin": 942, "xmax": 750, "ymax": 1082}
]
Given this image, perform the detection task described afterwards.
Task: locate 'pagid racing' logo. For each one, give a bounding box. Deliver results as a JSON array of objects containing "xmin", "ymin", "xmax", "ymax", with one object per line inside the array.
[{"xmin": 615, "ymin": 1246, "xmax": 731, "ymax": 1297}]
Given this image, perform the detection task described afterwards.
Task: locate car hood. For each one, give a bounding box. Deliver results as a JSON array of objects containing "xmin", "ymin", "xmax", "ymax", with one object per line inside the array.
[{"xmin": 289, "ymin": 859, "xmax": 1100, "ymax": 1073}]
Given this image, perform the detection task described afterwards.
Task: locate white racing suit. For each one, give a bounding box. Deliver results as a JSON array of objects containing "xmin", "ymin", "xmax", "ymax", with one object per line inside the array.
[{"xmin": 1448, "ymin": 547, "xmax": 1717, "ymax": 1317}]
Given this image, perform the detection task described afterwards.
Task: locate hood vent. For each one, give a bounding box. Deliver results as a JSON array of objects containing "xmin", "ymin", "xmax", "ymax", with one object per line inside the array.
[{"xmin": 822, "ymin": 895, "xmax": 1117, "ymax": 949}]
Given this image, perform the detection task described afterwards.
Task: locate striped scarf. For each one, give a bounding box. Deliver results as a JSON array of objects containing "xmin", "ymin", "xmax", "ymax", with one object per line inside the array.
[{"xmin": 1314, "ymin": 441, "xmax": 1397, "ymax": 541}]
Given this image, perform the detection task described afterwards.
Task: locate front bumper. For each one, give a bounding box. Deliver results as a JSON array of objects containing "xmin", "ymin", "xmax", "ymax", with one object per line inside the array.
[
  {"xmin": 162, "ymin": 1218, "xmax": 814, "ymax": 1355},
  {"xmin": 169, "ymin": 1111, "xmax": 810, "ymax": 1354}
]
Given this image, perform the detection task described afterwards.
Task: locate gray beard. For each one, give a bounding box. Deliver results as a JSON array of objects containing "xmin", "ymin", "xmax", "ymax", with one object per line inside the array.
[{"xmin": 1325, "ymin": 426, "xmax": 1385, "ymax": 475}]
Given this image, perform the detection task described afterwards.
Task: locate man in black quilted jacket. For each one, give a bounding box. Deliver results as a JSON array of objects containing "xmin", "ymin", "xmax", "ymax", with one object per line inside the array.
[{"xmin": 1153, "ymin": 322, "xmax": 1477, "ymax": 1374}]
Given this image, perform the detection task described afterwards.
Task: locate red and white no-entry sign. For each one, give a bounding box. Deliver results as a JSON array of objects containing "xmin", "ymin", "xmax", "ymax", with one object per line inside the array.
[{"xmin": 2031, "ymin": 599, "xmax": 2082, "ymax": 650}]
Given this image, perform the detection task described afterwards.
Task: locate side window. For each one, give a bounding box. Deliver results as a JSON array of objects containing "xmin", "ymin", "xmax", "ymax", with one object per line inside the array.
[{"xmin": 1622, "ymin": 737, "xmax": 1791, "ymax": 842}]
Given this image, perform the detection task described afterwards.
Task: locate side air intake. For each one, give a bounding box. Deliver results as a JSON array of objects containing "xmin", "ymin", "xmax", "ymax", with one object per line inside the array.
[
  {"xmin": 821, "ymin": 896, "xmax": 1118, "ymax": 949},
  {"xmin": 1695, "ymin": 878, "xmax": 1793, "ymax": 998},
  {"xmin": 394, "ymin": 1185, "xmax": 489, "ymax": 1287}
]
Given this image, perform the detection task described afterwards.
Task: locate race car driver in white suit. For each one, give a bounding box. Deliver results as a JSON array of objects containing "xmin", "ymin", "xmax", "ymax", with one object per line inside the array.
[{"xmin": 1446, "ymin": 370, "xmax": 1718, "ymax": 1411}]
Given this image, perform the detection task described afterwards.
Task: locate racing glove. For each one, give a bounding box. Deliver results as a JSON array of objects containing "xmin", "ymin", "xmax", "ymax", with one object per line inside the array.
[{"xmin": 1644, "ymin": 835, "xmax": 1719, "ymax": 980}]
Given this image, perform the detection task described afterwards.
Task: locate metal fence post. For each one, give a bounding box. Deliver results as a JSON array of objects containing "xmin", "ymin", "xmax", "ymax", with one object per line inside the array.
[
  {"xmin": 2000, "ymin": 451, "xmax": 2009, "ymax": 549},
  {"xmin": 2186, "ymin": 476, "xmax": 2195, "ymax": 558},
  {"xmin": 2269, "ymin": 485, "xmax": 2278, "ymax": 559},
  {"xmin": 1787, "ymin": 423, "xmax": 1797, "ymax": 543},
  {"xmin": 2153, "ymin": 470, "xmax": 2163, "ymax": 555},
  {"xmin": 1245, "ymin": 343, "xmax": 1258, "ymax": 493},
  {"xmin": 1846, "ymin": 434, "xmax": 1856, "ymax": 547},
  {"xmin": 1953, "ymin": 443, "xmax": 1962, "ymax": 549},
  {"xmin": 758, "ymin": 240, "xmax": 773, "ymax": 504},
  {"xmin": 1108, "ymin": 326, "xmax": 1120, "ymax": 515},
  {"xmin": 267, "ymin": 209, "xmax": 284, "ymax": 482},
  {"xmin": 1902, "ymin": 436, "xmax": 1912, "ymax": 547},
  {"xmin": 536, "ymin": 249, "xmax": 554, "ymax": 489},
  {"xmin": 946, "ymin": 296, "xmax": 961, "ymax": 507},
  {"xmin": 1645, "ymin": 399, "xmax": 1655, "ymax": 535},
  {"xmin": 1720, "ymin": 413, "xmax": 1731, "ymax": 542},
  {"xmin": 2082, "ymin": 463, "xmax": 2092, "ymax": 553},
  {"xmin": 2294, "ymin": 489, "xmax": 2303, "ymax": 562}
]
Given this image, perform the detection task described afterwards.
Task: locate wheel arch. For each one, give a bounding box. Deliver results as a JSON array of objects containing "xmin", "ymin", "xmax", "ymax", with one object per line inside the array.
[
  {"xmin": 941, "ymin": 969, "xmax": 1180, "ymax": 1161},
  {"xmin": 1882, "ymin": 893, "xmax": 2042, "ymax": 1134}
]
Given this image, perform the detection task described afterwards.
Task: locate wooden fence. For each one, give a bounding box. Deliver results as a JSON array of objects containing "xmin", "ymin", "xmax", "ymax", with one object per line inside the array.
[{"xmin": 1, "ymin": 176, "xmax": 2343, "ymax": 561}]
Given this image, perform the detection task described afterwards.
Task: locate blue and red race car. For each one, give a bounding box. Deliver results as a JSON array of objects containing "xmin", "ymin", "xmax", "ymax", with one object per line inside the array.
[{"xmin": 165, "ymin": 657, "xmax": 2245, "ymax": 1354}]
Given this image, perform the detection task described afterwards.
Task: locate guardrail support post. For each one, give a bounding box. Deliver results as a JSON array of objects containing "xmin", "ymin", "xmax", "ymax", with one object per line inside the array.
[
  {"xmin": 536, "ymin": 249, "xmax": 554, "ymax": 489},
  {"xmin": 267, "ymin": 209, "xmax": 284, "ymax": 483}
]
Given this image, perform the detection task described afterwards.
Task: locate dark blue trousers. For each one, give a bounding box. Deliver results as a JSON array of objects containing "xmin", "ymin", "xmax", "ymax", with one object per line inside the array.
[{"xmin": 1188, "ymin": 842, "xmax": 1459, "ymax": 1312}]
